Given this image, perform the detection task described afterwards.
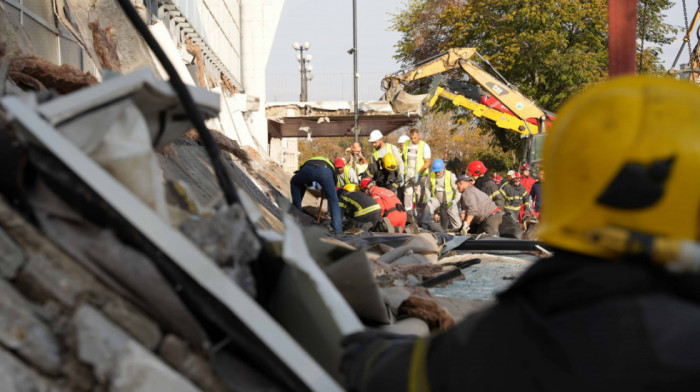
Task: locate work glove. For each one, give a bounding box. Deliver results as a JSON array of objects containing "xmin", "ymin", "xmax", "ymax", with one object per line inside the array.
[{"xmin": 460, "ymin": 223, "xmax": 470, "ymax": 236}]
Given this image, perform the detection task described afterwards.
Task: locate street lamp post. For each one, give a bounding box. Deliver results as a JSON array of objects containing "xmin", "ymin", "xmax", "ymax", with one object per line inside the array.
[
  {"xmin": 351, "ymin": 0, "xmax": 359, "ymax": 141},
  {"xmin": 292, "ymin": 42, "xmax": 313, "ymax": 101}
]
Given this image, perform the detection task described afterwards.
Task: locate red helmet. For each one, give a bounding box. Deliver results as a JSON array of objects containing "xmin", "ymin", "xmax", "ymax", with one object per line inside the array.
[
  {"xmin": 334, "ymin": 158, "xmax": 345, "ymax": 169},
  {"xmin": 513, "ymin": 172, "xmax": 522, "ymax": 180},
  {"xmin": 520, "ymin": 163, "xmax": 530, "ymax": 171},
  {"xmin": 467, "ymin": 160, "xmax": 487, "ymax": 177},
  {"xmin": 360, "ymin": 177, "xmax": 374, "ymax": 190},
  {"xmin": 492, "ymin": 174, "xmax": 502, "ymax": 184}
]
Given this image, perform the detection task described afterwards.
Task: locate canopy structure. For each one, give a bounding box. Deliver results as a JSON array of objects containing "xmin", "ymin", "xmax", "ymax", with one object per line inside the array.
[{"xmin": 266, "ymin": 100, "xmax": 423, "ymax": 140}]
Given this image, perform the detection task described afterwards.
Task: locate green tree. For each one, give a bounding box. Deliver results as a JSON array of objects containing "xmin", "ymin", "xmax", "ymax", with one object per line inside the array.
[{"xmin": 390, "ymin": 0, "xmax": 677, "ymax": 153}]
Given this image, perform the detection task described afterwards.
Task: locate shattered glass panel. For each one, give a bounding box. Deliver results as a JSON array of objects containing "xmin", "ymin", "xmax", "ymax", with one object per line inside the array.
[{"xmin": 429, "ymin": 261, "xmax": 531, "ymax": 301}]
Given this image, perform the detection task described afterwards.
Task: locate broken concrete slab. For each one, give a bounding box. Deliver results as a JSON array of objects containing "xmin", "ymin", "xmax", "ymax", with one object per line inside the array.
[
  {"xmin": 102, "ymin": 300, "xmax": 162, "ymax": 351},
  {"xmin": 73, "ymin": 304, "xmax": 202, "ymax": 392},
  {"xmin": 158, "ymin": 334, "xmax": 232, "ymax": 392},
  {"xmin": 0, "ymin": 226, "xmax": 25, "ymax": 279},
  {"xmin": 111, "ymin": 341, "xmax": 203, "ymax": 392},
  {"xmin": 0, "ymin": 278, "xmax": 61, "ymax": 375},
  {"xmin": 0, "ymin": 345, "xmax": 63, "ymax": 392}
]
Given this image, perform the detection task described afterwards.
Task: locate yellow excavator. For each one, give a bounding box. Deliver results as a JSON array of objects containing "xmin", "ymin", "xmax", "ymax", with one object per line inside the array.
[
  {"xmin": 668, "ymin": 0, "xmax": 700, "ymax": 82},
  {"xmin": 382, "ymin": 48, "xmax": 555, "ymax": 166}
]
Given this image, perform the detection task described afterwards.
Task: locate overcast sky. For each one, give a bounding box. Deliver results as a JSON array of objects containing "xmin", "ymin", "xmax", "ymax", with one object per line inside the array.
[{"xmin": 266, "ymin": 0, "xmax": 693, "ymax": 102}]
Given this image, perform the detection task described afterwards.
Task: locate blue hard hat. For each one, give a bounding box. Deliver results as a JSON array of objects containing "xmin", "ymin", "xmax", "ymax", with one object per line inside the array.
[{"xmin": 432, "ymin": 158, "xmax": 445, "ymax": 172}]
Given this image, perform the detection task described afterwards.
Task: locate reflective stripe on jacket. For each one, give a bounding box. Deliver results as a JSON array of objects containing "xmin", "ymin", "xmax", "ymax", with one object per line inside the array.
[
  {"xmin": 500, "ymin": 182, "xmax": 529, "ymax": 211},
  {"xmin": 339, "ymin": 192, "xmax": 381, "ymax": 218}
]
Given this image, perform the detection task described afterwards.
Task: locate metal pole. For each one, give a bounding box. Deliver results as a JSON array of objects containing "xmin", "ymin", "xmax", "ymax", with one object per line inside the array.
[
  {"xmin": 352, "ymin": 0, "xmax": 359, "ymax": 141},
  {"xmin": 608, "ymin": 0, "xmax": 637, "ymax": 77},
  {"xmin": 300, "ymin": 47, "xmax": 308, "ymax": 102}
]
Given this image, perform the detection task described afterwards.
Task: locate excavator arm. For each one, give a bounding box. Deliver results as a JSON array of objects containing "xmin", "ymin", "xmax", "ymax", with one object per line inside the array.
[{"xmin": 383, "ymin": 47, "xmax": 548, "ymax": 126}]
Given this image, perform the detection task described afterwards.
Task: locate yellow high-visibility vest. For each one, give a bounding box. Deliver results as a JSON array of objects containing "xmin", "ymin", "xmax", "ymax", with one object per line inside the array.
[
  {"xmin": 429, "ymin": 170, "xmax": 455, "ymax": 202},
  {"xmin": 403, "ymin": 140, "xmax": 426, "ymax": 172}
]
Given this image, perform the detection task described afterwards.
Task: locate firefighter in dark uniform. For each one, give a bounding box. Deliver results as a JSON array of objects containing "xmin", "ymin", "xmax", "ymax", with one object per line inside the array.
[
  {"xmin": 341, "ymin": 76, "xmax": 700, "ymax": 391},
  {"xmin": 370, "ymin": 153, "xmax": 402, "ymax": 194},
  {"xmin": 336, "ymin": 185, "xmax": 382, "ymax": 231},
  {"xmin": 467, "ymin": 160, "xmax": 505, "ymax": 210},
  {"xmin": 501, "ymin": 172, "xmax": 531, "ymax": 214}
]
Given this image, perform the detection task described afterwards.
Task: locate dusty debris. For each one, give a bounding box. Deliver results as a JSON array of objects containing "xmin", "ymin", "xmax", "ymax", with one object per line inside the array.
[
  {"xmin": 180, "ymin": 204, "xmax": 262, "ymax": 297},
  {"xmin": 89, "ymin": 20, "xmax": 122, "ymax": 72},
  {"xmin": 185, "ymin": 129, "xmax": 251, "ymax": 167},
  {"xmin": 220, "ymin": 73, "xmax": 236, "ymax": 94},
  {"xmin": 399, "ymin": 294, "xmax": 455, "ymax": 331},
  {"xmin": 8, "ymin": 55, "xmax": 98, "ymax": 94},
  {"xmin": 242, "ymin": 145, "xmax": 263, "ymax": 162},
  {"xmin": 185, "ymin": 38, "xmax": 206, "ymax": 87}
]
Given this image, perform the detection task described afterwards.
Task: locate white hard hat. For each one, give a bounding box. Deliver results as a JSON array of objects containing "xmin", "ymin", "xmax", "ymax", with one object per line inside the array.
[
  {"xmin": 507, "ymin": 170, "xmax": 516, "ymax": 178},
  {"xmin": 368, "ymin": 129, "xmax": 383, "ymax": 142},
  {"xmin": 398, "ymin": 135, "xmax": 410, "ymax": 144}
]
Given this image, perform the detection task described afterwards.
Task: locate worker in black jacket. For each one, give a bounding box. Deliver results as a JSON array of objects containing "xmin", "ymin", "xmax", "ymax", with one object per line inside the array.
[
  {"xmin": 467, "ymin": 160, "xmax": 504, "ymax": 210},
  {"xmin": 341, "ymin": 76, "xmax": 700, "ymax": 391},
  {"xmin": 337, "ymin": 186, "xmax": 382, "ymax": 231}
]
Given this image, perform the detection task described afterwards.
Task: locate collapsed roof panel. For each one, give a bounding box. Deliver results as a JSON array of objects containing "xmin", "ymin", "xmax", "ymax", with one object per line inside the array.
[{"xmin": 266, "ymin": 100, "xmax": 421, "ymax": 139}]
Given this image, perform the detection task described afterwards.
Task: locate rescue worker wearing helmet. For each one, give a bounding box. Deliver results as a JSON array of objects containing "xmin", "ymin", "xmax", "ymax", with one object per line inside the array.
[
  {"xmin": 372, "ymin": 152, "xmax": 403, "ymax": 194},
  {"xmin": 361, "ymin": 177, "xmax": 407, "ymax": 232},
  {"xmin": 519, "ymin": 163, "xmax": 537, "ymax": 193},
  {"xmin": 334, "ymin": 157, "xmax": 359, "ymax": 188},
  {"xmin": 290, "ymin": 156, "xmax": 343, "ymax": 233},
  {"xmin": 499, "ymin": 170, "xmax": 530, "ymax": 239},
  {"xmin": 467, "ymin": 160, "xmax": 505, "ymax": 211},
  {"xmin": 401, "ymin": 129, "xmax": 432, "ymax": 221},
  {"xmin": 341, "ymin": 76, "xmax": 700, "ymax": 391},
  {"xmin": 422, "ymin": 158, "xmax": 461, "ymax": 231},
  {"xmin": 336, "ymin": 185, "xmax": 382, "ymax": 231},
  {"xmin": 367, "ymin": 129, "xmax": 404, "ymax": 179}
]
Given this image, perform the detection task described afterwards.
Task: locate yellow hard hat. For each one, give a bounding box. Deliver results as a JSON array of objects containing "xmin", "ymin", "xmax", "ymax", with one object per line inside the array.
[
  {"xmin": 383, "ymin": 153, "xmax": 398, "ymax": 171},
  {"xmin": 538, "ymin": 76, "xmax": 700, "ymax": 260},
  {"xmin": 343, "ymin": 184, "xmax": 359, "ymax": 192}
]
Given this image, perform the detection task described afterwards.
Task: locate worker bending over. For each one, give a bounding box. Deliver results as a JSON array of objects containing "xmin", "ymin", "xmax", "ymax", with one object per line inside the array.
[
  {"xmin": 336, "ymin": 185, "xmax": 381, "ymax": 231},
  {"xmin": 422, "ymin": 158, "xmax": 461, "ymax": 231},
  {"xmin": 341, "ymin": 76, "xmax": 700, "ymax": 391},
  {"xmin": 361, "ymin": 178, "xmax": 406, "ymax": 233},
  {"xmin": 289, "ymin": 156, "xmax": 342, "ymax": 233},
  {"xmin": 455, "ymin": 174, "xmax": 501, "ymax": 236}
]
